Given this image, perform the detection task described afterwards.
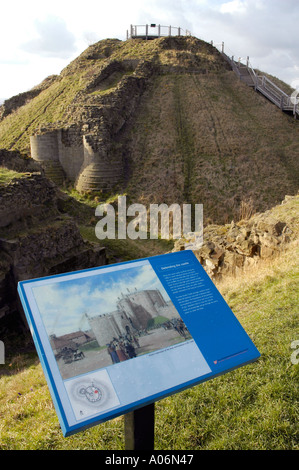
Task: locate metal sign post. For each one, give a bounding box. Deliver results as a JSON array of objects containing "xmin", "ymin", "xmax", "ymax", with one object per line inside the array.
[{"xmin": 124, "ymin": 403, "xmax": 155, "ymax": 450}]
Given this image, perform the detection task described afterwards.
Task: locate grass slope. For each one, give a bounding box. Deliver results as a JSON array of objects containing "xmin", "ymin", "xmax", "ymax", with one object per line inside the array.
[
  {"xmin": 0, "ymin": 243, "xmax": 298, "ymax": 450},
  {"xmin": 0, "ymin": 74, "xmax": 87, "ymax": 154},
  {"xmin": 124, "ymin": 70, "xmax": 299, "ymax": 223}
]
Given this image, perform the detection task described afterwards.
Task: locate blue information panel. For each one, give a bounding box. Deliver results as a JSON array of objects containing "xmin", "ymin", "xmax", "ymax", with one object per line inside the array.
[{"xmin": 18, "ymin": 250, "xmax": 260, "ymax": 436}]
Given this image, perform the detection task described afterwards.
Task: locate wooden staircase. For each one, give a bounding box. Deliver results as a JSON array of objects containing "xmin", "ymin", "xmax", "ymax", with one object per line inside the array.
[{"xmin": 220, "ymin": 48, "xmax": 299, "ymax": 118}]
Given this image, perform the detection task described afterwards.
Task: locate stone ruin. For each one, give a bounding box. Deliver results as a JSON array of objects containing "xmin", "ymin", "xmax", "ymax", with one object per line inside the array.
[
  {"xmin": 0, "ymin": 170, "xmax": 106, "ymax": 327},
  {"xmin": 174, "ymin": 194, "xmax": 298, "ymax": 280},
  {"xmin": 29, "ymin": 59, "xmax": 155, "ymax": 192},
  {"xmin": 28, "ymin": 36, "xmax": 227, "ymax": 193}
]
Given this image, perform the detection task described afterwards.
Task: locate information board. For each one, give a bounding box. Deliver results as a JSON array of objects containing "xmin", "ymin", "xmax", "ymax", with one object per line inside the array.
[{"xmin": 18, "ymin": 250, "xmax": 260, "ymax": 436}]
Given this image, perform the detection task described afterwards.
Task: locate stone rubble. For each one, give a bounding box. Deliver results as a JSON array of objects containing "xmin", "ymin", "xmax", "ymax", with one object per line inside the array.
[
  {"xmin": 0, "ymin": 173, "xmax": 106, "ymax": 324},
  {"xmin": 173, "ymin": 195, "xmax": 298, "ymax": 280}
]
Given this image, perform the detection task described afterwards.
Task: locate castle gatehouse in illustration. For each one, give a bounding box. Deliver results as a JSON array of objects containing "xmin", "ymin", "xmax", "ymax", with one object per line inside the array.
[{"xmin": 86, "ymin": 288, "xmax": 178, "ymax": 346}]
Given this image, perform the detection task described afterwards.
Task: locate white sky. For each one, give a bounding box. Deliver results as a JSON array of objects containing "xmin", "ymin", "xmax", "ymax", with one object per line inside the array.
[{"xmin": 0, "ymin": 0, "xmax": 298, "ymax": 101}]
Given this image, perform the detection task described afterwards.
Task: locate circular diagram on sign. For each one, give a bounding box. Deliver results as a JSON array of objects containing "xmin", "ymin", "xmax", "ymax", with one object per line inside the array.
[
  {"xmin": 78, "ymin": 384, "xmax": 103, "ymax": 403},
  {"xmin": 71, "ymin": 379, "xmax": 109, "ymax": 408}
]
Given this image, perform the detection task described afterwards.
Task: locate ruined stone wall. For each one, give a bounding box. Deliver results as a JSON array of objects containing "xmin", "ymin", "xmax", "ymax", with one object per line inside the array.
[
  {"xmin": 174, "ymin": 195, "xmax": 298, "ymax": 280},
  {"xmin": 30, "ymin": 128, "xmax": 84, "ymax": 185},
  {"xmin": 30, "ymin": 131, "xmax": 59, "ymax": 162},
  {"xmin": 0, "ymin": 149, "xmax": 41, "ymax": 173},
  {"xmin": 29, "ymin": 60, "xmax": 156, "ymax": 192},
  {"xmin": 59, "ymin": 127, "xmax": 84, "ymax": 181},
  {"xmin": 30, "ymin": 127, "xmax": 123, "ymax": 191},
  {"xmin": 74, "ymin": 64, "xmax": 154, "ymax": 192},
  {"xmin": 75, "ymin": 134, "xmax": 122, "ymax": 192},
  {"xmin": 30, "ymin": 132, "xmax": 66, "ymax": 185},
  {"xmin": 0, "ymin": 173, "xmax": 57, "ymax": 229},
  {"xmin": 0, "ymin": 173, "xmax": 106, "ymax": 325}
]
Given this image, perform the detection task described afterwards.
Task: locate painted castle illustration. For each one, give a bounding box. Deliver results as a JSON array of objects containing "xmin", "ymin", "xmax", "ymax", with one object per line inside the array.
[{"xmin": 86, "ymin": 288, "xmax": 179, "ymax": 346}]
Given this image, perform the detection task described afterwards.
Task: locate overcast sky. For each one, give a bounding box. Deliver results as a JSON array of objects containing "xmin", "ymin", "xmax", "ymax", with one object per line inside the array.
[{"xmin": 0, "ymin": 0, "xmax": 298, "ymax": 102}]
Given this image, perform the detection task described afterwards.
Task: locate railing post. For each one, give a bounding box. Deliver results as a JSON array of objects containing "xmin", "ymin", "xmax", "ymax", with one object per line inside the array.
[
  {"xmin": 130, "ymin": 25, "xmax": 133, "ymax": 38},
  {"xmin": 158, "ymin": 24, "xmax": 161, "ymax": 37},
  {"xmin": 145, "ymin": 24, "xmax": 148, "ymax": 40},
  {"xmin": 169, "ymin": 25, "xmax": 171, "ymax": 36},
  {"xmin": 246, "ymin": 56, "xmax": 249, "ymax": 68},
  {"xmin": 222, "ymin": 41, "xmax": 224, "ymax": 53},
  {"xmin": 178, "ymin": 27, "xmax": 181, "ymax": 36}
]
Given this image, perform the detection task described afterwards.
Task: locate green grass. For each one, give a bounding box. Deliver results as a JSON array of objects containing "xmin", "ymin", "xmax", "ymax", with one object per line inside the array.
[
  {"xmin": 0, "ymin": 167, "xmax": 27, "ymax": 185},
  {"xmin": 58, "ymin": 186, "xmax": 175, "ymax": 262},
  {"xmin": 90, "ymin": 71, "xmax": 134, "ymax": 96},
  {"xmin": 79, "ymin": 224, "xmax": 174, "ymax": 262},
  {"xmin": 0, "ymin": 73, "xmax": 87, "ymax": 153},
  {"xmin": 0, "ymin": 243, "xmax": 298, "ymax": 450}
]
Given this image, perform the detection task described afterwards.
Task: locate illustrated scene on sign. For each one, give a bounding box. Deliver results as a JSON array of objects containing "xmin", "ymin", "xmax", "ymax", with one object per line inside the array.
[{"xmin": 32, "ymin": 263, "xmax": 192, "ymax": 379}]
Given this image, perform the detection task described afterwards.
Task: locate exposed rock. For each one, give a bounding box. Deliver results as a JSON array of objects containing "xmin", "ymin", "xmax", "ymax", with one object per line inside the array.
[
  {"xmin": 173, "ymin": 194, "xmax": 299, "ymax": 279},
  {"xmin": 0, "ymin": 148, "xmax": 41, "ymax": 173},
  {"xmin": 0, "ymin": 172, "xmax": 106, "ymax": 327}
]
